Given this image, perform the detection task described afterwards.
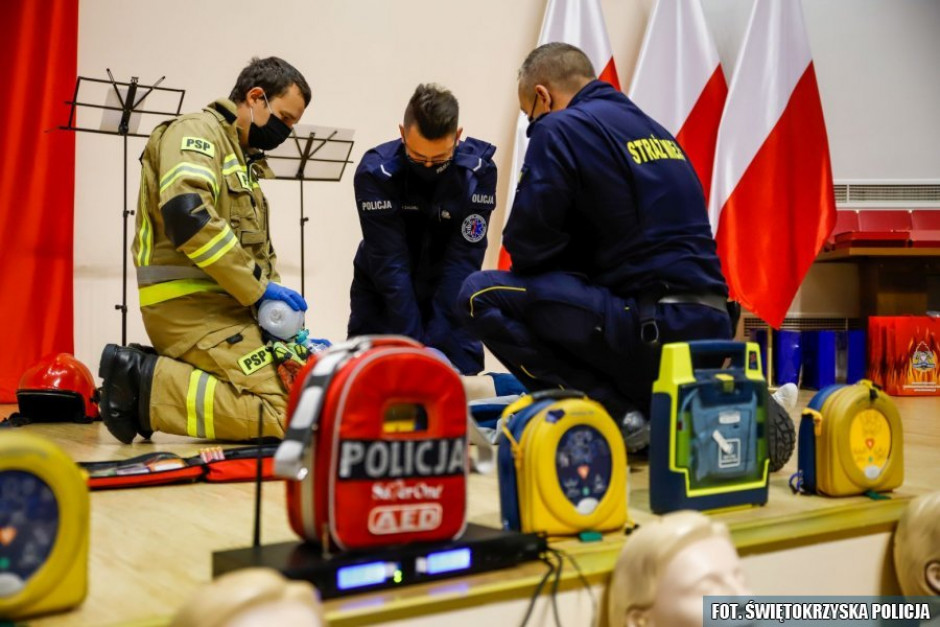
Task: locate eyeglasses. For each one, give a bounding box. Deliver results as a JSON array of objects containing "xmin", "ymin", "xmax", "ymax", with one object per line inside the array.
[{"xmin": 403, "ymin": 140, "xmax": 457, "ymax": 166}]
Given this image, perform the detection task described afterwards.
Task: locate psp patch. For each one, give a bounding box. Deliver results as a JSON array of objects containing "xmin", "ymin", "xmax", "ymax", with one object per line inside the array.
[
  {"xmin": 461, "ymin": 213, "xmax": 487, "ymax": 243},
  {"xmin": 239, "ymin": 346, "xmax": 273, "ymax": 375},
  {"xmin": 181, "ymin": 137, "xmax": 215, "ymax": 158}
]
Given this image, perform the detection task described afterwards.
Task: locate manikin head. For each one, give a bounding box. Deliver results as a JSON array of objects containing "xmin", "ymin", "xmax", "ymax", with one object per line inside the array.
[
  {"xmin": 609, "ymin": 511, "xmax": 750, "ymax": 627},
  {"xmin": 894, "ymin": 492, "xmax": 940, "ymax": 599},
  {"xmin": 170, "ymin": 568, "xmax": 325, "ymax": 627}
]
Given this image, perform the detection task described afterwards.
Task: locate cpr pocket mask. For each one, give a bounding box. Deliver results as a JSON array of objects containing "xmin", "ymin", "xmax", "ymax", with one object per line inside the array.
[
  {"xmin": 274, "ymin": 335, "xmax": 469, "ymax": 551},
  {"xmin": 0, "ymin": 432, "xmax": 89, "ymax": 620},
  {"xmin": 497, "ymin": 390, "xmax": 627, "ymax": 536},
  {"xmin": 793, "ymin": 380, "xmax": 903, "ymax": 497},
  {"xmin": 649, "ymin": 341, "xmax": 770, "ymax": 514}
]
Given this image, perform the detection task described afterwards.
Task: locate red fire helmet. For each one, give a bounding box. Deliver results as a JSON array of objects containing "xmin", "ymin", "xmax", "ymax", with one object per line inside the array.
[{"xmin": 16, "ymin": 353, "xmax": 100, "ymax": 423}]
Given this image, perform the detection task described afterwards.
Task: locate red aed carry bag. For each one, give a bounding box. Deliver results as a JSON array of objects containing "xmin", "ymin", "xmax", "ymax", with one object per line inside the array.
[{"xmin": 273, "ymin": 336, "xmax": 468, "ymax": 550}]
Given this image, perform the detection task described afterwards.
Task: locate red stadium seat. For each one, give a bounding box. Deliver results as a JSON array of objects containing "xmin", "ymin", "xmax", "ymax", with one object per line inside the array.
[
  {"xmin": 910, "ymin": 230, "xmax": 940, "ymax": 247},
  {"xmin": 911, "ymin": 209, "xmax": 940, "ymax": 230},
  {"xmin": 834, "ymin": 210, "xmax": 911, "ymax": 248},
  {"xmin": 826, "ymin": 210, "xmax": 859, "ymax": 248}
]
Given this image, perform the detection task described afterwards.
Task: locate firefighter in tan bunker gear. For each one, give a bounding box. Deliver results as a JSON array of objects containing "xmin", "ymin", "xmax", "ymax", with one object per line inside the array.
[{"xmin": 98, "ymin": 57, "xmax": 312, "ymax": 443}]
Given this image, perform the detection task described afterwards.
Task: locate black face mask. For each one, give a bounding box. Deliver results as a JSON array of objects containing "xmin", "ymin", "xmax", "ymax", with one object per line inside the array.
[
  {"xmin": 248, "ymin": 93, "xmax": 292, "ymax": 150},
  {"xmin": 408, "ymin": 159, "xmax": 452, "ymax": 183}
]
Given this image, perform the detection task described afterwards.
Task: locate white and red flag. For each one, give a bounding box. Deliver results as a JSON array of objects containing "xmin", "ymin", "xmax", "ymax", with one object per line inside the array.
[
  {"xmin": 629, "ymin": 0, "xmax": 726, "ymax": 204},
  {"xmin": 708, "ymin": 0, "xmax": 836, "ymax": 328},
  {"xmin": 498, "ymin": 0, "xmax": 620, "ymax": 270}
]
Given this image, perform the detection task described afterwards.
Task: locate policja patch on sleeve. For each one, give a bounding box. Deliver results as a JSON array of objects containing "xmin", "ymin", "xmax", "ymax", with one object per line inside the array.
[{"xmin": 181, "ymin": 137, "xmax": 216, "ymax": 158}]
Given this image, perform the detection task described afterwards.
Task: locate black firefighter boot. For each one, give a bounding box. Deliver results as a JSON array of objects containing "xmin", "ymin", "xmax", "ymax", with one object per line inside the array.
[{"xmin": 98, "ymin": 344, "xmax": 156, "ymax": 444}]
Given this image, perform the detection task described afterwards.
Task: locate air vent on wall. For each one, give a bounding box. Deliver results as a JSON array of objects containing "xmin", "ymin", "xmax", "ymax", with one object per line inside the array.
[
  {"xmin": 833, "ymin": 181, "xmax": 940, "ymax": 207},
  {"xmin": 743, "ymin": 316, "xmax": 864, "ymax": 333}
]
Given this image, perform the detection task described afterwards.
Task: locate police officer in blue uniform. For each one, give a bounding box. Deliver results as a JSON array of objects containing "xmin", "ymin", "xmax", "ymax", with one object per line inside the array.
[
  {"xmin": 458, "ymin": 43, "xmax": 733, "ymax": 451},
  {"xmin": 349, "ymin": 84, "xmax": 497, "ymax": 375}
]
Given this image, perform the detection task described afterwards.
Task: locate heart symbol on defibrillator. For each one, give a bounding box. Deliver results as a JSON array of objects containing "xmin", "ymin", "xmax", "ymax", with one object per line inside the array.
[
  {"xmin": 0, "ymin": 526, "xmax": 16, "ymax": 546},
  {"xmin": 866, "ymin": 438, "xmax": 875, "ymax": 449},
  {"xmin": 577, "ymin": 465, "xmax": 590, "ymax": 480}
]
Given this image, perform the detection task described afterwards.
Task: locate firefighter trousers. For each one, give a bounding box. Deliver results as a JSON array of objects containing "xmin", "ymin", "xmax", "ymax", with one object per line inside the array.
[{"xmin": 147, "ymin": 323, "xmax": 287, "ymax": 441}]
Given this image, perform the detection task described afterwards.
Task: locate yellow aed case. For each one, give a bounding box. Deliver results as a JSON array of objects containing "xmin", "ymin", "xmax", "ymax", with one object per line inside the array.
[
  {"xmin": 0, "ymin": 431, "xmax": 89, "ymax": 620},
  {"xmin": 497, "ymin": 391, "xmax": 627, "ymax": 536},
  {"xmin": 796, "ymin": 380, "xmax": 903, "ymax": 496}
]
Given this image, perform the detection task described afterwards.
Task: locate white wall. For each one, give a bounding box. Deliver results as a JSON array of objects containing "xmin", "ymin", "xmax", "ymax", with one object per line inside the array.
[{"xmin": 74, "ymin": 0, "xmax": 940, "ymax": 371}]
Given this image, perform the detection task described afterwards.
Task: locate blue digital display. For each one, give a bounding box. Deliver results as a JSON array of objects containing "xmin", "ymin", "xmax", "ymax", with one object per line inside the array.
[
  {"xmin": 336, "ymin": 561, "xmax": 395, "ymax": 590},
  {"xmin": 425, "ymin": 548, "xmax": 472, "ymax": 575},
  {"xmin": 0, "ymin": 471, "xmax": 59, "ymax": 583}
]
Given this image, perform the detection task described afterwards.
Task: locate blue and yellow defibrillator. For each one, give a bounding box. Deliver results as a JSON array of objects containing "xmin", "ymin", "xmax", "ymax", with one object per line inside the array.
[
  {"xmin": 497, "ymin": 391, "xmax": 628, "ymax": 536},
  {"xmin": 649, "ymin": 341, "xmax": 770, "ymax": 514},
  {"xmin": 0, "ymin": 431, "xmax": 89, "ymax": 620}
]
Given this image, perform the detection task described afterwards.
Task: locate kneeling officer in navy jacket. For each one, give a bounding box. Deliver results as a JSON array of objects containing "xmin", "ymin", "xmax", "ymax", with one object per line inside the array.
[
  {"xmin": 458, "ymin": 44, "xmax": 733, "ymax": 451},
  {"xmin": 349, "ymin": 84, "xmax": 497, "ymax": 375}
]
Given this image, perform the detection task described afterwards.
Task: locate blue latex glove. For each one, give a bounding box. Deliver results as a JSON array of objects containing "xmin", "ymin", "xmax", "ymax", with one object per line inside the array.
[{"xmin": 261, "ymin": 282, "xmax": 307, "ymax": 311}]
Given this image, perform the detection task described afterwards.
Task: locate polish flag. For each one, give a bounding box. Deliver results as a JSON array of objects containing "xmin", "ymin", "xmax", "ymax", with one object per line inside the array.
[
  {"xmin": 497, "ymin": 0, "xmax": 620, "ymax": 270},
  {"xmin": 708, "ymin": 0, "xmax": 836, "ymax": 328},
  {"xmin": 628, "ymin": 0, "xmax": 726, "ymax": 204}
]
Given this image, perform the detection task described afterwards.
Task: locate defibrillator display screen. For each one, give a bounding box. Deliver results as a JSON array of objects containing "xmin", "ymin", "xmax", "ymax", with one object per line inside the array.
[
  {"xmin": 555, "ymin": 426, "xmax": 612, "ymax": 515},
  {"xmin": 0, "ymin": 471, "xmax": 59, "ymax": 595}
]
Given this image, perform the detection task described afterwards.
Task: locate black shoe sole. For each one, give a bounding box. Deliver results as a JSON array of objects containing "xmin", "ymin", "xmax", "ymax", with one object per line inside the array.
[{"xmin": 98, "ymin": 344, "xmax": 137, "ymax": 444}]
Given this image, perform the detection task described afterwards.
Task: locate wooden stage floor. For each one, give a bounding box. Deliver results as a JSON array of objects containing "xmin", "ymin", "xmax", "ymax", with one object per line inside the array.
[{"xmin": 1, "ymin": 391, "xmax": 937, "ymax": 626}]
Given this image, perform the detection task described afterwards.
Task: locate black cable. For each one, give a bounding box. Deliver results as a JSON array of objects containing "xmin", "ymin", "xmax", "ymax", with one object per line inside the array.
[
  {"xmin": 547, "ymin": 548, "xmax": 564, "ymax": 627},
  {"xmin": 519, "ymin": 556, "xmax": 556, "ymax": 627},
  {"xmin": 554, "ymin": 548, "xmax": 598, "ymax": 627}
]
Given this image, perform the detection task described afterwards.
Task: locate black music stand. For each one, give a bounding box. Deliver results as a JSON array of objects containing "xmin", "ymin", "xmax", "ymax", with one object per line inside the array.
[
  {"xmin": 60, "ymin": 70, "xmax": 185, "ymax": 344},
  {"xmin": 263, "ymin": 124, "xmax": 355, "ymax": 296}
]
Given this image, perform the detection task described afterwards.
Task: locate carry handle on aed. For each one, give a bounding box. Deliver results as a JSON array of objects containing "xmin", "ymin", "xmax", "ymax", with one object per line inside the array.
[
  {"xmin": 500, "ymin": 389, "xmax": 587, "ymax": 424},
  {"xmin": 499, "ymin": 389, "xmax": 588, "ymax": 459},
  {"xmin": 684, "ymin": 340, "xmax": 760, "ymax": 373},
  {"xmin": 272, "ymin": 335, "xmax": 422, "ymax": 480},
  {"xmin": 529, "ymin": 389, "xmax": 586, "ymax": 402}
]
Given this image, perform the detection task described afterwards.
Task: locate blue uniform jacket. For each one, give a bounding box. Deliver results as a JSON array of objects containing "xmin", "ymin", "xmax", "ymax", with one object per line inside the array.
[
  {"xmin": 350, "ymin": 138, "xmax": 497, "ymax": 374},
  {"xmin": 504, "ymin": 80, "xmax": 727, "ymax": 300}
]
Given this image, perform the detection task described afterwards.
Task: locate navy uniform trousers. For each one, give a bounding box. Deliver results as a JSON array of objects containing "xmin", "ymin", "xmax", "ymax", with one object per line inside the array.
[{"xmin": 457, "ymin": 270, "xmax": 732, "ymax": 419}]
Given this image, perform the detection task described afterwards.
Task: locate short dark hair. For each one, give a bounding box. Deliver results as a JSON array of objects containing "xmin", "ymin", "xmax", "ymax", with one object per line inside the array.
[
  {"xmin": 403, "ymin": 84, "xmax": 459, "ymax": 140},
  {"xmin": 518, "ymin": 43, "xmax": 596, "ymax": 94},
  {"xmin": 229, "ymin": 56, "xmax": 312, "ymax": 106}
]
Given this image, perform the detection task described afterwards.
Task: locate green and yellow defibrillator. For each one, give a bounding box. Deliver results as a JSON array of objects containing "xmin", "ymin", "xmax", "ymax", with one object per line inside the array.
[{"xmin": 649, "ymin": 340, "xmax": 771, "ymax": 514}]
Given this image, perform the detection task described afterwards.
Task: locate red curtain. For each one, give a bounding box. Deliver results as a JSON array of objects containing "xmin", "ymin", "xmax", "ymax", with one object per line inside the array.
[{"xmin": 0, "ymin": 0, "xmax": 78, "ymax": 401}]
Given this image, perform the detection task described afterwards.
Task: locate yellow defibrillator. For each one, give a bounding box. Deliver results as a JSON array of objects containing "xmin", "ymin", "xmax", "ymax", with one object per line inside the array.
[
  {"xmin": 0, "ymin": 431, "xmax": 89, "ymax": 620},
  {"xmin": 795, "ymin": 380, "xmax": 903, "ymax": 497},
  {"xmin": 496, "ymin": 391, "xmax": 628, "ymax": 536}
]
